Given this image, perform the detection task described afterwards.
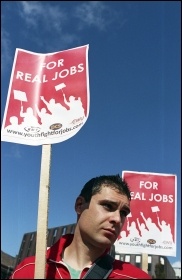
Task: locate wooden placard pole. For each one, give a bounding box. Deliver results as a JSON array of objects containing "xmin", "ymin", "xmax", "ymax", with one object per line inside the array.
[
  {"xmin": 141, "ymin": 253, "xmax": 148, "ymax": 273},
  {"xmin": 34, "ymin": 144, "xmax": 52, "ymax": 279}
]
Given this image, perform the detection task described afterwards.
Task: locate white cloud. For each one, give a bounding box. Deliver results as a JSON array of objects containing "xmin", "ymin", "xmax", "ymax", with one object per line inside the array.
[
  {"xmin": 19, "ymin": 1, "xmax": 67, "ymax": 32},
  {"xmin": 4, "ymin": 145, "xmax": 22, "ymax": 159},
  {"xmin": 13, "ymin": 146, "xmax": 22, "ymax": 159},
  {"xmin": 172, "ymin": 260, "xmax": 181, "ymax": 268},
  {"xmin": 74, "ymin": 1, "xmax": 125, "ymax": 31},
  {"xmin": 172, "ymin": 261, "xmax": 181, "ymax": 278},
  {"xmin": 2, "ymin": 1, "xmax": 128, "ymax": 58},
  {"xmin": 1, "ymin": 29, "xmax": 12, "ymax": 71},
  {"xmin": 74, "ymin": 1, "xmax": 107, "ymax": 31},
  {"xmin": 19, "ymin": 1, "xmax": 125, "ymax": 33},
  {"xmin": 17, "ymin": 1, "xmax": 78, "ymax": 50}
]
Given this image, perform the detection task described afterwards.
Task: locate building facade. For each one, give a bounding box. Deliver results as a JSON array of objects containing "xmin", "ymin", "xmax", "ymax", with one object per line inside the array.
[
  {"xmin": 13, "ymin": 223, "xmax": 177, "ymax": 279},
  {"xmin": 1, "ymin": 251, "xmax": 17, "ymax": 279},
  {"xmin": 115, "ymin": 251, "xmax": 176, "ymax": 279}
]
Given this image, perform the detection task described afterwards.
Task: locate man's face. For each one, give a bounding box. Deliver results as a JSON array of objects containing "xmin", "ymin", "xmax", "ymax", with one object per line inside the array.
[{"xmin": 76, "ymin": 186, "xmax": 130, "ymax": 249}]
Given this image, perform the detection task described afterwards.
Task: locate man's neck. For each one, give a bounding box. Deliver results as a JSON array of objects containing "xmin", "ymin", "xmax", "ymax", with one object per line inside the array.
[{"xmin": 62, "ymin": 233, "xmax": 106, "ymax": 270}]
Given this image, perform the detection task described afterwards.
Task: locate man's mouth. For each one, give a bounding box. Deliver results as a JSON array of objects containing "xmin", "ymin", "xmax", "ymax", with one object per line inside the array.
[{"xmin": 103, "ymin": 228, "xmax": 116, "ymax": 237}]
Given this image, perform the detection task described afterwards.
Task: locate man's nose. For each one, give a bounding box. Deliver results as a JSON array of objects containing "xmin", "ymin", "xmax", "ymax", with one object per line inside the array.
[{"xmin": 111, "ymin": 210, "xmax": 121, "ymax": 223}]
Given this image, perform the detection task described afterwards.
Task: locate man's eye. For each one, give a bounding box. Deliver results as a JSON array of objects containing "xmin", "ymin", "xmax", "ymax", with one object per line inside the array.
[
  {"xmin": 103, "ymin": 203, "xmax": 113, "ymax": 210},
  {"xmin": 120, "ymin": 210, "xmax": 128, "ymax": 217}
]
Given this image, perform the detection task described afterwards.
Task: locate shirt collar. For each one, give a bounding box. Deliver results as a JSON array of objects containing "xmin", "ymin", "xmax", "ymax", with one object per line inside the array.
[
  {"xmin": 46, "ymin": 233, "xmax": 111, "ymax": 263},
  {"xmin": 47, "ymin": 234, "xmax": 74, "ymax": 262}
]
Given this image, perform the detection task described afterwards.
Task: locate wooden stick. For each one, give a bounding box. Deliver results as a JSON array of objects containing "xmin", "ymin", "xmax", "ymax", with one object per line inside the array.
[
  {"xmin": 34, "ymin": 144, "xmax": 52, "ymax": 279},
  {"xmin": 141, "ymin": 253, "xmax": 148, "ymax": 273}
]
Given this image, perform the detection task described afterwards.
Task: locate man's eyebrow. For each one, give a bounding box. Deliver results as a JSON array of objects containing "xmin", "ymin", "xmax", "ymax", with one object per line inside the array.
[
  {"xmin": 99, "ymin": 199, "xmax": 119, "ymax": 206},
  {"xmin": 99, "ymin": 199, "xmax": 130, "ymax": 213}
]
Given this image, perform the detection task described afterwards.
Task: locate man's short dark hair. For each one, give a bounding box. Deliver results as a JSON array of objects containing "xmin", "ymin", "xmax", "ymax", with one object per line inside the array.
[{"xmin": 79, "ymin": 174, "xmax": 131, "ymax": 202}]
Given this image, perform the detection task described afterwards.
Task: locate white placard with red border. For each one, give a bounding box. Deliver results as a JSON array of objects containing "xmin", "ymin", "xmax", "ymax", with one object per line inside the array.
[
  {"xmin": 114, "ymin": 171, "xmax": 177, "ymax": 256},
  {"xmin": 1, "ymin": 45, "xmax": 89, "ymax": 146}
]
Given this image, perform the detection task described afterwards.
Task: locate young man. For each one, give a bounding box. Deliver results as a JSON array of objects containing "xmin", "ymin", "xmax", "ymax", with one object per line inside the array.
[{"xmin": 10, "ymin": 175, "xmax": 151, "ymax": 279}]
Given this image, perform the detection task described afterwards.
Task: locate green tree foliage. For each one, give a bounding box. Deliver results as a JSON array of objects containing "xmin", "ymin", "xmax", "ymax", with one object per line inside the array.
[{"xmin": 154, "ymin": 262, "xmax": 166, "ymax": 279}]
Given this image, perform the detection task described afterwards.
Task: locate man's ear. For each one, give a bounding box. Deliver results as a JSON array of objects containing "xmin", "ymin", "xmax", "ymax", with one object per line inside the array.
[{"xmin": 75, "ymin": 196, "xmax": 87, "ymax": 215}]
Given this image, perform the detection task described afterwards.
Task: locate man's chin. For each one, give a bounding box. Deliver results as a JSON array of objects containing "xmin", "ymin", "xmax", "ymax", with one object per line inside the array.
[{"xmin": 96, "ymin": 236, "xmax": 114, "ymax": 248}]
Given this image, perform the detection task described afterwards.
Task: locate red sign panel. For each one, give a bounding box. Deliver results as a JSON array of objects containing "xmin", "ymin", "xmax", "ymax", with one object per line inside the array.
[
  {"xmin": 114, "ymin": 171, "xmax": 177, "ymax": 256},
  {"xmin": 1, "ymin": 45, "xmax": 89, "ymax": 145}
]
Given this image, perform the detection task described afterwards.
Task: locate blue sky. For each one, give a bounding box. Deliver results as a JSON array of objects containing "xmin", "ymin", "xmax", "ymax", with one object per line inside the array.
[{"xmin": 1, "ymin": 1, "xmax": 181, "ymax": 269}]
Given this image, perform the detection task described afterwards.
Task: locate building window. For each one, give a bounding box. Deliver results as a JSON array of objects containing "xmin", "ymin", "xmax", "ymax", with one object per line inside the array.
[
  {"xmin": 62, "ymin": 227, "xmax": 66, "ymax": 235},
  {"xmin": 148, "ymin": 255, "xmax": 152, "ymax": 272},
  {"xmin": 160, "ymin": 257, "xmax": 165, "ymax": 265},
  {"xmin": 120, "ymin": 256, "xmax": 124, "ymax": 261},
  {"xmin": 125, "ymin": 255, "xmax": 130, "ymax": 262},
  {"xmin": 30, "ymin": 233, "xmax": 34, "ymax": 241},
  {"xmin": 159, "ymin": 257, "xmax": 165, "ymax": 273},
  {"xmin": 115, "ymin": 254, "xmax": 124, "ymax": 261},
  {"xmin": 135, "ymin": 255, "xmax": 141, "ymax": 268},
  {"xmin": 51, "ymin": 229, "xmax": 58, "ymax": 245}
]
